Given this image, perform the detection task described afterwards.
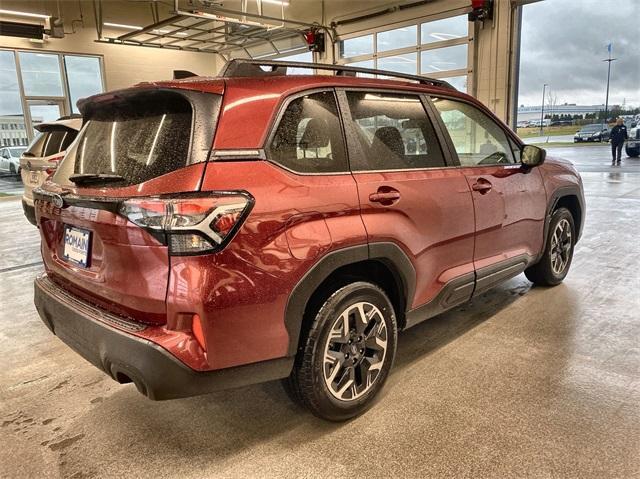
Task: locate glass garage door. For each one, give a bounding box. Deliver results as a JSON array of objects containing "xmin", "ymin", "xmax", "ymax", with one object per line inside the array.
[{"xmin": 337, "ymin": 13, "xmax": 470, "ymax": 93}]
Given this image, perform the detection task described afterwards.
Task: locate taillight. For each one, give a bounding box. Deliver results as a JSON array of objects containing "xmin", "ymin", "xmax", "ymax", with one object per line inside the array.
[
  {"xmin": 119, "ymin": 192, "xmax": 253, "ymax": 255},
  {"xmin": 45, "ymin": 154, "xmax": 65, "ymax": 176}
]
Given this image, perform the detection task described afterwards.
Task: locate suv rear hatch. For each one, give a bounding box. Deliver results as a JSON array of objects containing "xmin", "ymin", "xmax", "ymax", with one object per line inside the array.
[
  {"xmin": 36, "ymin": 87, "xmax": 222, "ymax": 325},
  {"xmin": 21, "ymin": 122, "xmax": 80, "ymax": 201}
]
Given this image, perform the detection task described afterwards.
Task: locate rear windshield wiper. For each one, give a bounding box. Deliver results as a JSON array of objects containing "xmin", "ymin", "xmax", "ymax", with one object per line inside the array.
[{"xmin": 69, "ymin": 173, "xmax": 127, "ymax": 185}]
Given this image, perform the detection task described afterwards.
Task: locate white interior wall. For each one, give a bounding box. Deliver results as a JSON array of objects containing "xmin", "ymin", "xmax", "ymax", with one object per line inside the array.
[{"xmin": 0, "ymin": 0, "xmax": 221, "ymax": 91}]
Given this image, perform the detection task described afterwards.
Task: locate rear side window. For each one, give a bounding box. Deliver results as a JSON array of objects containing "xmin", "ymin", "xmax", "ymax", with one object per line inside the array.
[
  {"xmin": 24, "ymin": 132, "xmax": 47, "ymax": 157},
  {"xmin": 267, "ymin": 90, "xmax": 347, "ymax": 174},
  {"xmin": 343, "ymin": 91, "xmax": 446, "ymax": 171},
  {"xmin": 61, "ymin": 91, "xmax": 193, "ymax": 186}
]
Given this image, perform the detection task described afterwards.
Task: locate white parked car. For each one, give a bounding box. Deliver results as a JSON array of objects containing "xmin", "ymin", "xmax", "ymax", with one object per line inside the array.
[
  {"xmin": 0, "ymin": 146, "xmax": 27, "ymax": 175},
  {"xmin": 20, "ymin": 116, "xmax": 82, "ymax": 225}
]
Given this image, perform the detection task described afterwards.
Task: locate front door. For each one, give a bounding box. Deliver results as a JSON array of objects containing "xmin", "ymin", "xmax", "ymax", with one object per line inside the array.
[
  {"xmin": 339, "ymin": 89, "xmax": 476, "ymax": 317},
  {"xmin": 430, "ymin": 96, "xmax": 547, "ymax": 292}
]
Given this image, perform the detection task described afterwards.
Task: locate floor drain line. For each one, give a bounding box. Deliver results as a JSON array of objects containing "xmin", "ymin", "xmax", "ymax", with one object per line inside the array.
[{"xmin": 0, "ymin": 261, "xmax": 43, "ymax": 273}]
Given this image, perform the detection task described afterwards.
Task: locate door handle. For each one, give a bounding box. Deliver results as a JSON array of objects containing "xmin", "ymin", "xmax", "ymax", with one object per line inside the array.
[
  {"xmin": 369, "ymin": 187, "xmax": 401, "ymax": 205},
  {"xmin": 472, "ymin": 178, "xmax": 493, "ymax": 194}
]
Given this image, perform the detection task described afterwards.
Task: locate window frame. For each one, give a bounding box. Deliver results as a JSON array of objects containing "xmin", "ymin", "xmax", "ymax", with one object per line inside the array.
[
  {"xmin": 425, "ymin": 94, "xmax": 524, "ymax": 168},
  {"xmin": 336, "ymin": 87, "xmax": 457, "ymax": 173},
  {"xmin": 264, "ymin": 87, "xmax": 350, "ymax": 176},
  {"xmin": 0, "ymin": 48, "xmax": 106, "ymax": 144}
]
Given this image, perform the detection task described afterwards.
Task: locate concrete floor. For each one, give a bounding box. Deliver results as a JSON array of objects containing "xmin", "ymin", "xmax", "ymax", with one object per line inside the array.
[{"xmin": 1, "ymin": 145, "xmax": 639, "ymax": 478}]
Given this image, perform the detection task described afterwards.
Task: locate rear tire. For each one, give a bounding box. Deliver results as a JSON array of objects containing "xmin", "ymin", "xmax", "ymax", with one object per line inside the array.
[
  {"xmin": 284, "ymin": 281, "xmax": 397, "ymax": 421},
  {"xmin": 525, "ymin": 207, "xmax": 575, "ymax": 286}
]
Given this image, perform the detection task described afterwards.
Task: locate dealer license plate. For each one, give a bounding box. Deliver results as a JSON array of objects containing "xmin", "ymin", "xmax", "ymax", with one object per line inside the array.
[{"xmin": 62, "ymin": 225, "xmax": 91, "ymax": 268}]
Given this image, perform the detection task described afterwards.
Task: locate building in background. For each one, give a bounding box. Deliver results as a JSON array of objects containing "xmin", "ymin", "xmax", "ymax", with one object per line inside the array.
[
  {"xmin": 517, "ymin": 104, "xmax": 606, "ymax": 122},
  {"xmin": 0, "ymin": 115, "xmax": 36, "ymax": 147}
]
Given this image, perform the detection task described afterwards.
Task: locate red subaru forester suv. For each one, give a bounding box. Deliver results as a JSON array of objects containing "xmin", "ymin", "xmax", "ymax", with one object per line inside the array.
[{"xmin": 33, "ymin": 60, "xmax": 584, "ymax": 421}]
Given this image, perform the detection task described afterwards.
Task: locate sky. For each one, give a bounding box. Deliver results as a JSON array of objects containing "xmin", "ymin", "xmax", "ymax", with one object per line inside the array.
[{"xmin": 518, "ymin": 0, "xmax": 640, "ymax": 108}]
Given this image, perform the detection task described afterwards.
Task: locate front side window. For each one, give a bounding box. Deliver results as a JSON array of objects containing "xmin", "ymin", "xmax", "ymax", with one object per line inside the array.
[
  {"xmin": 432, "ymin": 98, "xmax": 515, "ymax": 166},
  {"xmin": 268, "ymin": 91, "xmax": 347, "ymax": 174},
  {"xmin": 344, "ymin": 91, "xmax": 446, "ymax": 171}
]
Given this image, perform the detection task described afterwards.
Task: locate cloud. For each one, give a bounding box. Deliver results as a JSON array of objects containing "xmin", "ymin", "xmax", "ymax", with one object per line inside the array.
[{"xmin": 519, "ymin": 0, "xmax": 640, "ymax": 107}]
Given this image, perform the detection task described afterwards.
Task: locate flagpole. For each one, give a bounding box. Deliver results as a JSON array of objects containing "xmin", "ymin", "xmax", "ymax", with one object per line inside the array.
[{"xmin": 603, "ymin": 43, "xmax": 617, "ymax": 127}]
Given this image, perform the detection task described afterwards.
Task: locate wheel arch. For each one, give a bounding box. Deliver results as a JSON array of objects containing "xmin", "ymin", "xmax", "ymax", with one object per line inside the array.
[
  {"xmin": 543, "ymin": 186, "xmax": 585, "ymax": 249},
  {"xmin": 284, "ymin": 243, "xmax": 415, "ymax": 357}
]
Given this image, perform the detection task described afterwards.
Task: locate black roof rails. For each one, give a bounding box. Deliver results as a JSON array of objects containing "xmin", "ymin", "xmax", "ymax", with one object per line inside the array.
[{"xmin": 219, "ymin": 59, "xmax": 456, "ymax": 90}]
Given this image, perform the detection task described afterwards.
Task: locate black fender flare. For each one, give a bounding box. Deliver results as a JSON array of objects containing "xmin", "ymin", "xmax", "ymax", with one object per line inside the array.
[
  {"xmin": 542, "ymin": 185, "xmax": 586, "ymax": 257},
  {"xmin": 283, "ymin": 242, "xmax": 415, "ymax": 356}
]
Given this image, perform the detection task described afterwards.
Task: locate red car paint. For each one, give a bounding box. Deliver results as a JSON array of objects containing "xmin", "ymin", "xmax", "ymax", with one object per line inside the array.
[{"xmin": 33, "ymin": 71, "xmax": 585, "ymax": 390}]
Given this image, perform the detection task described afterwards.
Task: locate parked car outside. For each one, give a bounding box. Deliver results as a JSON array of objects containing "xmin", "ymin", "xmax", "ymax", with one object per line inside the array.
[
  {"xmin": 0, "ymin": 146, "xmax": 27, "ymax": 175},
  {"xmin": 574, "ymin": 123, "xmax": 610, "ymax": 142},
  {"xmin": 20, "ymin": 116, "xmax": 82, "ymax": 225},
  {"xmin": 32, "ymin": 60, "xmax": 585, "ymax": 421},
  {"xmin": 626, "ymin": 123, "xmax": 640, "ymax": 158}
]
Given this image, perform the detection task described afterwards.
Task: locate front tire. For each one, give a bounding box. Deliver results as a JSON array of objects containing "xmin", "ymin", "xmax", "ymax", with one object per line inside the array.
[
  {"xmin": 525, "ymin": 207, "xmax": 575, "ymax": 286},
  {"xmin": 284, "ymin": 282, "xmax": 397, "ymax": 421}
]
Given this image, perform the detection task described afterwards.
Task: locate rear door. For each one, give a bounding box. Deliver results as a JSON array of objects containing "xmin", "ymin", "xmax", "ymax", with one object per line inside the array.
[
  {"xmin": 36, "ymin": 88, "xmax": 220, "ymax": 324},
  {"xmin": 429, "ymin": 96, "xmax": 547, "ymax": 292},
  {"xmin": 338, "ymin": 89, "xmax": 476, "ymax": 319}
]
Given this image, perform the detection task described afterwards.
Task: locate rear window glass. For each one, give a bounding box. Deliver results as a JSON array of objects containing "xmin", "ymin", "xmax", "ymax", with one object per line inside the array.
[
  {"xmin": 24, "ymin": 128, "xmax": 79, "ymax": 157},
  {"xmin": 43, "ymin": 130, "xmax": 76, "ymax": 156},
  {"xmin": 62, "ymin": 91, "xmax": 192, "ymax": 186}
]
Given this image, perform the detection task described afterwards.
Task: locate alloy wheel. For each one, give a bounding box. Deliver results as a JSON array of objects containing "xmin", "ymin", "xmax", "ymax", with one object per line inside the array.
[
  {"xmin": 322, "ymin": 301, "xmax": 388, "ymax": 401},
  {"xmin": 550, "ymin": 218, "xmax": 572, "ymax": 275}
]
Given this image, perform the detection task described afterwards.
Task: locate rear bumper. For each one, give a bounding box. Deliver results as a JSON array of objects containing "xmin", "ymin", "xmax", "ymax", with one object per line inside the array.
[
  {"xmin": 34, "ymin": 274, "xmax": 293, "ymax": 400},
  {"xmin": 22, "ymin": 199, "xmax": 36, "ymax": 226}
]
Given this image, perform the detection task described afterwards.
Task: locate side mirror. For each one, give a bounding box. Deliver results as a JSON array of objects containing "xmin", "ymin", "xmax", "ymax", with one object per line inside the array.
[{"xmin": 522, "ymin": 145, "xmax": 546, "ymax": 167}]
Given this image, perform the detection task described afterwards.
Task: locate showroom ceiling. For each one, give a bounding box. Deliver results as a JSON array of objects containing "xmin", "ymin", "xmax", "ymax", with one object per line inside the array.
[{"xmin": 98, "ymin": 0, "xmax": 319, "ymax": 58}]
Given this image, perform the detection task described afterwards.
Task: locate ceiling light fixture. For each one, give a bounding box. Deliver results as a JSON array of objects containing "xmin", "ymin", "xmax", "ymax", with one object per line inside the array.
[
  {"xmin": 0, "ymin": 9, "xmax": 50, "ymax": 19},
  {"xmin": 104, "ymin": 22, "xmax": 143, "ymax": 30},
  {"xmin": 260, "ymin": 0, "xmax": 290, "ymax": 5}
]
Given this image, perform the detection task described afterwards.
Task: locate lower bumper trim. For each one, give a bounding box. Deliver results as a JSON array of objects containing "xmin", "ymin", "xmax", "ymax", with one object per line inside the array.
[
  {"xmin": 34, "ymin": 274, "xmax": 293, "ymax": 400},
  {"xmin": 22, "ymin": 199, "xmax": 36, "ymax": 226}
]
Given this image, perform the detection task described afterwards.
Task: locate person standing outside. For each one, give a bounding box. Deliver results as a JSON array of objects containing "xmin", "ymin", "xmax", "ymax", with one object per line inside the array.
[{"xmin": 610, "ymin": 118, "xmax": 628, "ymax": 166}]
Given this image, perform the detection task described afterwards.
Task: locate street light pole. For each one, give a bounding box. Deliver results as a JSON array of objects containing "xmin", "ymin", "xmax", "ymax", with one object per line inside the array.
[
  {"xmin": 603, "ymin": 50, "xmax": 617, "ymax": 128},
  {"xmin": 540, "ymin": 83, "xmax": 547, "ymax": 136}
]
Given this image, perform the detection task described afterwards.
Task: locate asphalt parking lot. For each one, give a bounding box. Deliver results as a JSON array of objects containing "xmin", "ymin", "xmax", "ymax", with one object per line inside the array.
[{"xmin": 1, "ymin": 145, "xmax": 639, "ymax": 478}]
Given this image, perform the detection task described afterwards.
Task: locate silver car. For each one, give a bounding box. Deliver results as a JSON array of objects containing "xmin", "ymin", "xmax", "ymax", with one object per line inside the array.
[
  {"xmin": 0, "ymin": 146, "xmax": 27, "ymax": 175},
  {"xmin": 20, "ymin": 116, "xmax": 82, "ymax": 225}
]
